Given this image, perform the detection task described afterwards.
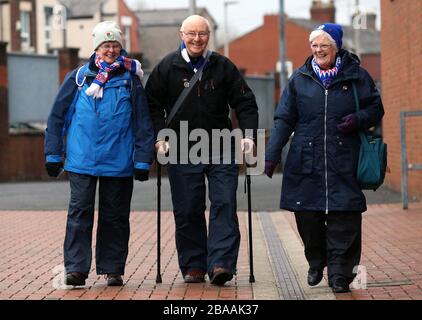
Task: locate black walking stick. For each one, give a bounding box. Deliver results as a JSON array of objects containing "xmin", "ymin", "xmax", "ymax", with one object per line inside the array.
[
  {"xmin": 245, "ymin": 169, "xmax": 255, "ymax": 283},
  {"xmin": 156, "ymin": 163, "xmax": 162, "ymax": 283}
]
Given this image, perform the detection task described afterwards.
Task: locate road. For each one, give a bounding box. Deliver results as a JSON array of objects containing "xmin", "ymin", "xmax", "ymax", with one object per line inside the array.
[{"xmin": 0, "ymin": 174, "xmax": 403, "ymax": 211}]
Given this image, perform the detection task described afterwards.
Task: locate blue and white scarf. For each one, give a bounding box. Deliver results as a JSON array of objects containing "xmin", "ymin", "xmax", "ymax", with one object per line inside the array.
[
  {"xmin": 180, "ymin": 41, "xmax": 208, "ymax": 72},
  {"xmin": 312, "ymin": 56, "xmax": 342, "ymax": 88}
]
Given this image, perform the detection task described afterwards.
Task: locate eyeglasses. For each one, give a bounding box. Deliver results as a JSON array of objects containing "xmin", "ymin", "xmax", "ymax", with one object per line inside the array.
[
  {"xmin": 99, "ymin": 43, "xmax": 122, "ymax": 51},
  {"xmin": 311, "ymin": 43, "xmax": 332, "ymax": 50},
  {"xmin": 181, "ymin": 31, "xmax": 210, "ymax": 39}
]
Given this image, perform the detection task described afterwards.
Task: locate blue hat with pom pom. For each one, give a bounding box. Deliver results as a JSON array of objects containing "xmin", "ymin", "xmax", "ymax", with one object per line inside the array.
[{"xmin": 315, "ymin": 23, "xmax": 343, "ymax": 50}]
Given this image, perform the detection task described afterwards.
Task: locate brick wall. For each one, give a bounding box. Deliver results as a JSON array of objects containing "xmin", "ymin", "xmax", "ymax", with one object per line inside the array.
[
  {"xmin": 58, "ymin": 48, "xmax": 80, "ymax": 83},
  {"xmin": 226, "ymin": 15, "xmax": 312, "ymax": 76},
  {"xmin": 227, "ymin": 15, "xmax": 381, "ymax": 83},
  {"xmin": 381, "ymin": 0, "xmax": 422, "ymax": 198},
  {"xmin": 361, "ymin": 54, "xmax": 381, "ymax": 84}
]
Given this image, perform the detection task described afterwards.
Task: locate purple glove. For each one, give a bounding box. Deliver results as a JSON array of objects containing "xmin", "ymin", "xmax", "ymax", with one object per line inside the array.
[
  {"xmin": 337, "ymin": 114, "xmax": 358, "ymax": 134},
  {"xmin": 264, "ymin": 160, "xmax": 278, "ymax": 178}
]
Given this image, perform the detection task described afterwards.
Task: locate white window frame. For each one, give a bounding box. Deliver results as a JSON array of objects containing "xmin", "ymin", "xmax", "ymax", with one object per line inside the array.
[{"xmin": 20, "ymin": 10, "xmax": 31, "ymax": 50}]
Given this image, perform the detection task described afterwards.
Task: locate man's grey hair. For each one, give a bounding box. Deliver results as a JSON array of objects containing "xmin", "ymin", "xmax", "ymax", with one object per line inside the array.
[
  {"xmin": 180, "ymin": 15, "xmax": 211, "ymax": 32},
  {"xmin": 309, "ymin": 30, "xmax": 338, "ymax": 51}
]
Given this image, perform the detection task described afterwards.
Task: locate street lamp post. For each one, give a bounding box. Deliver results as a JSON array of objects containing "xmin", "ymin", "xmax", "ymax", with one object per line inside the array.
[
  {"xmin": 224, "ymin": 1, "xmax": 238, "ymax": 58},
  {"xmin": 279, "ymin": 0, "xmax": 288, "ymax": 92},
  {"xmin": 353, "ymin": 0, "xmax": 361, "ymax": 57},
  {"xmin": 189, "ymin": 0, "xmax": 196, "ymax": 16}
]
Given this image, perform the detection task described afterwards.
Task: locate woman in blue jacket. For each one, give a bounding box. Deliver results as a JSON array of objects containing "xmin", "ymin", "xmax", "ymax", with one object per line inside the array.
[
  {"xmin": 44, "ymin": 21, "xmax": 154, "ymax": 287},
  {"xmin": 265, "ymin": 23, "xmax": 384, "ymax": 293}
]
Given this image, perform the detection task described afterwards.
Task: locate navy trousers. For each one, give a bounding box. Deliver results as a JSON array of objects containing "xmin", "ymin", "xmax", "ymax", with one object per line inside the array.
[
  {"xmin": 64, "ymin": 172, "xmax": 133, "ymax": 275},
  {"xmin": 167, "ymin": 163, "xmax": 240, "ymax": 277},
  {"xmin": 294, "ymin": 211, "xmax": 362, "ymax": 285}
]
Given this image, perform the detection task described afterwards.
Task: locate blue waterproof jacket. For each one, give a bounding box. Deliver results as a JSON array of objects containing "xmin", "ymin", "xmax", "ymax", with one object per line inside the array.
[
  {"xmin": 44, "ymin": 55, "xmax": 154, "ymax": 177},
  {"xmin": 265, "ymin": 49, "xmax": 384, "ymax": 212}
]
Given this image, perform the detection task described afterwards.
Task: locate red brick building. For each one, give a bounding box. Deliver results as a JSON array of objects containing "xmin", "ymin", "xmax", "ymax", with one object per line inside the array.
[
  {"xmin": 225, "ymin": 15, "xmax": 311, "ymax": 76},
  {"xmin": 381, "ymin": 0, "xmax": 422, "ymax": 198},
  {"xmin": 224, "ymin": 1, "xmax": 381, "ymax": 84}
]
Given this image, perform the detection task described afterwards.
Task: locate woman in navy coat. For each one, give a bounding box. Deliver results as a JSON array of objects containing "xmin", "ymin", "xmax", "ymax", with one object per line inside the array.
[{"xmin": 265, "ymin": 23, "xmax": 384, "ymax": 293}]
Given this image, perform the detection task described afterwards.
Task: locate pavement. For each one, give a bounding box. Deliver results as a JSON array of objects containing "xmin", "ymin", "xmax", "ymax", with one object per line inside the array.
[{"xmin": 0, "ymin": 174, "xmax": 421, "ymax": 302}]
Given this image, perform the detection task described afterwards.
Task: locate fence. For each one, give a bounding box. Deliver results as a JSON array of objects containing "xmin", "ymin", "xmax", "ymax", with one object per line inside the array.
[{"xmin": 400, "ymin": 111, "xmax": 422, "ymax": 209}]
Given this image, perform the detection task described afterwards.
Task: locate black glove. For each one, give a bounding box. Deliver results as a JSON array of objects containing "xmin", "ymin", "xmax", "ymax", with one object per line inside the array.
[
  {"xmin": 134, "ymin": 168, "xmax": 149, "ymax": 181},
  {"xmin": 45, "ymin": 162, "xmax": 63, "ymax": 177}
]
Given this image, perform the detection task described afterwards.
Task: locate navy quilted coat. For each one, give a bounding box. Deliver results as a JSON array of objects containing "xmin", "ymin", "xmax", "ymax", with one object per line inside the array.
[{"xmin": 265, "ymin": 49, "xmax": 384, "ymax": 212}]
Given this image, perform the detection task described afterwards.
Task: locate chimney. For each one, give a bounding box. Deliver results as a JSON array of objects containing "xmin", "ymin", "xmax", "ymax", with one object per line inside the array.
[{"xmin": 310, "ymin": 0, "xmax": 336, "ymax": 23}]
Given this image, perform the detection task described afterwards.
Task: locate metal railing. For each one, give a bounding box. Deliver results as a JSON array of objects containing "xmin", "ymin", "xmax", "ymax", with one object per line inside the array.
[{"xmin": 400, "ymin": 111, "xmax": 422, "ymax": 209}]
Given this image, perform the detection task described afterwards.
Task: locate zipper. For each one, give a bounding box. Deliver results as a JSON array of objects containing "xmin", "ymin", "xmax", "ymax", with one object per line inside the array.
[
  {"xmin": 324, "ymin": 89, "xmax": 329, "ymax": 214},
  {"xmin": 300, "ymin": 71, "xmax": 330, "ymax": 213}
]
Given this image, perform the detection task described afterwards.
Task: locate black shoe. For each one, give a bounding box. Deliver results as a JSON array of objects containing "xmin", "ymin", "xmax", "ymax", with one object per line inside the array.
[
  {"xmin": 65, "ymin": 272, "xmax": 87, "ymax": 286},
  {"xmin": 106, "ymin": 273, "xmax": 123, "ymax": 286},
  {"xmin": 331, "ymin": 278, "xmax": 350, "ymax": 293},
  {"xmin": 210, "ymin": 267, "xmax": 233, "ymax": 286},
  {"xmin": 307, "ymin": 268, "xmax": 324, "ymax": 286},
  {"xmin": 184, "ymin": 269, "xmax": 206, "ymax": 283}
]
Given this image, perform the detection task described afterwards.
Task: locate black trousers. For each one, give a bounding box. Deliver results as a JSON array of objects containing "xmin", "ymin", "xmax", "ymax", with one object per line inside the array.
[
  {"xmin": 294, "ymin": 211, "xmax": 362, "ymax": 285},
  {"xmin": 64, "ymin": 172, "xmax": 133, "ymax": 275},
  {"xmin": 167, "ymin": 162, "xmax": 240, "ymax": 277}
]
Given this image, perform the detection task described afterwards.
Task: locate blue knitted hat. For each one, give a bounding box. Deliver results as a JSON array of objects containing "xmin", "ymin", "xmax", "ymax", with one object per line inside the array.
[{"xmin": 315, "ymin": 23, "xmax": 343, "ymax": 50}]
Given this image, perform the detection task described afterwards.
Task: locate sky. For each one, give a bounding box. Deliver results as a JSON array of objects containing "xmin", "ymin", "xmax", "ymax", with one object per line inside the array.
[{"xmin": 126, "ymin": 0, "xmax": 381, "ymax": 40}]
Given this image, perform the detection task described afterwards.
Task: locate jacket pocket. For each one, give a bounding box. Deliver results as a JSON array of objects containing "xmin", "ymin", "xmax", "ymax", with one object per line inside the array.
[
  {"xmin": 288, "ymin": 137, "xmax": 314, "ymax": 174},
  {"xmin": 335, "ymin": 139, "xmax": 353, "ymax": 173}
]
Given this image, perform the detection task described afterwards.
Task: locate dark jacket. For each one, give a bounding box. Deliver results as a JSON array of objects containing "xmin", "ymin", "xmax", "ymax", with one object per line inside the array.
[
  {"xmin": 265, "ymin": 49, "xmax": 384, "ymax": 212},
  {"xmin": 145, "ymin": 49, "xmax": 258, "ymax": 136}
]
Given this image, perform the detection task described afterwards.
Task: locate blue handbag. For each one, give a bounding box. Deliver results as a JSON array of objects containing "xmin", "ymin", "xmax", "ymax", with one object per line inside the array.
[{"xmin": 352, "ymin": 82, "xmax": 387, "ymax": 191}]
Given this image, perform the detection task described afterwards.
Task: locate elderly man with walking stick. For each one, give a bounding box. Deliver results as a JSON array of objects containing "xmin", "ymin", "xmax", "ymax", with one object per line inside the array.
[{"xmin": 146, "ymin": 15, "xmax": 259, "ymax": 286}]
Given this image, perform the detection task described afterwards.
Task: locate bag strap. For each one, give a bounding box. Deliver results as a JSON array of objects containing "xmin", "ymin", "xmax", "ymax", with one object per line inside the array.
[
  {"xmin": 63, "ymin": 65, "xmax": 88, "ymax": 134},
  {"xmin": 351, "ymin": 81, "xmax": 371, "ymax": 147},
  {"xmin": 351, "ymin": 81, "xmax": 360, "ymax": 113},
  {"xmin": 352, "ymin": 81, "xmax": 383, "ymax": 140},
  {"xmin": 165, "ymin": 51, "xmax": 211, "ymax": 127},
  {"xmin": 75, "ymin": 64, "xmax": 89, "ymax": 87}
]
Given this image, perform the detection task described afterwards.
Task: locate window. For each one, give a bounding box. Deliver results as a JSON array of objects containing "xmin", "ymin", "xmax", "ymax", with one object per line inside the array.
[
  {"xmin": 124, "ymin": 26, "xmax": 131, "ymax": 52},
  {"xmin": 20, "ymin": 11, "xmax": 30, "ymax": 51},
  {"xmin": 121, "ymin": 16, "xmax": 132, "ymax": 52},
  {"xmin": 44, "ymin": 6, "xmax": 53, "ymax": 53}
]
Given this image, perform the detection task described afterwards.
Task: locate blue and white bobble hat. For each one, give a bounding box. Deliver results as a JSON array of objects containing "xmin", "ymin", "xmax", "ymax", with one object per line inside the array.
[{"xmin": 315, "ymin": 23, "xmax": 343, "ymax": 50}]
